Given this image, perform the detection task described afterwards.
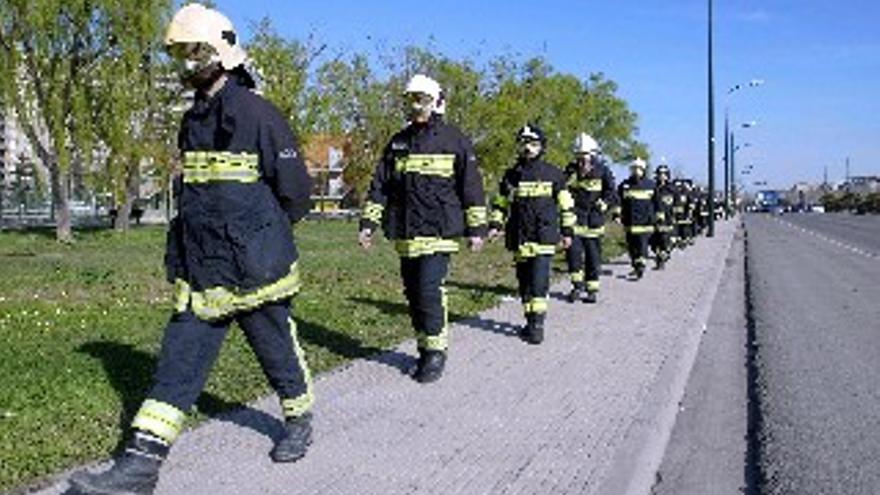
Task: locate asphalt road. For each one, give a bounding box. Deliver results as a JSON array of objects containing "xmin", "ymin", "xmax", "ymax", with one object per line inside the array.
[{"xmin": 746, "ymin": 213, "xmax": 880, "ymax": 494}]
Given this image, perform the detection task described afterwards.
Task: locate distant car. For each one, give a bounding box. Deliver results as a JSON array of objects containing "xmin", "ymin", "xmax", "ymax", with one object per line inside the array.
[
  {"xmin": 810, "ymin": 205, "xmax": 825, "ymax": 213},
  {"xmin": 854, "ymin": 205, "xmax": 868, "ymax": 215}
]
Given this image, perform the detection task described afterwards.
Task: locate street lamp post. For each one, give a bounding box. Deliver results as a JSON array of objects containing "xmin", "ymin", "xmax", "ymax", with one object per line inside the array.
[
  {"xmin": 707, "ymin": 0, "xmax": 716, "ymax": 237},
  {"xmin": 730, "ymin": 130, "xmax": 753, "ymax": 212},
  {"xmin": 724, "ymin": 79, "xmax": 763, "ymax": 218}
]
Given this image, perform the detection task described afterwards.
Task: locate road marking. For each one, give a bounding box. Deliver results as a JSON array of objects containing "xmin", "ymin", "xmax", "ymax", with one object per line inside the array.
[{"xmin": 771, "ymin": 217, "xmax": 880, "ymax": 261}]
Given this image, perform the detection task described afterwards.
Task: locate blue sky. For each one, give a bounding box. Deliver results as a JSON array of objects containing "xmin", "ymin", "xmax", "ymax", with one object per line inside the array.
[{"xmin": 216, "ymin": 0, "xmax": 880, "ymax": 190}]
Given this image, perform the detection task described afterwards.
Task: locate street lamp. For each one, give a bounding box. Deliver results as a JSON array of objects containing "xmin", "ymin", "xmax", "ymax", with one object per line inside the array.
[
  {"xmin": 707, "ymin": 0, "xmax": 716, "ymax": 237},
  {"xmin": 723, "ymin": 79, "xmax": 763, "ymax": 217},
  {"xmin": 731, "ymin": 130, "xmax": 754, "ymax": 211}
]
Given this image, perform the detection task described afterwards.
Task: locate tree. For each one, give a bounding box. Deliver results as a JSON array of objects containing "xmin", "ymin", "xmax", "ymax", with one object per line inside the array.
[
  {"xmin": 0, "ymin": 0, "xmax": 176, "ymax": 240},
  {"xmin": 91, "ymin": 0, "xmax": 175, "ymax": 231}
]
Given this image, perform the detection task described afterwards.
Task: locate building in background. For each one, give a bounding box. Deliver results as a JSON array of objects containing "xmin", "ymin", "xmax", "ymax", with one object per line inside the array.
[{"xmin": 302, "ymin": 134, "xmax": 350, "ymax": 213}]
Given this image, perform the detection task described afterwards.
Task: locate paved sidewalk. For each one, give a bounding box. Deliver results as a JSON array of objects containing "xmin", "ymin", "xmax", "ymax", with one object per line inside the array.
[{"xmin": 39, "ymin": 221, "xmax": 737, "ymax": 495}]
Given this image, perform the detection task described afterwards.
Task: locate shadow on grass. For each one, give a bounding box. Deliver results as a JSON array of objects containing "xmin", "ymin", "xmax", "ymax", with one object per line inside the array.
[
  {"xmin": 445, "ymin": 280, "xmax": 516, "ymax": 298},
  {"xmin": 294, "ymin": 316, "xmax": 413, "ymax": 376},
  {"xmin": 77, "ymin": 341, "xmax": 286, "ymax": 450}
]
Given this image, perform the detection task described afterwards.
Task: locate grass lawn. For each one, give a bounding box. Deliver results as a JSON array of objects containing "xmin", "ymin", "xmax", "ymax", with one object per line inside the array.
[{"xmin": 0, "ymin": 220, "xmax": 625, "ymax": 491}]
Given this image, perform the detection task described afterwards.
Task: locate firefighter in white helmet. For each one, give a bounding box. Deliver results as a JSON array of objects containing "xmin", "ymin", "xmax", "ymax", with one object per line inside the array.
[
  {"xmin": 563, "ymin": 133, "xmax": 617, "ymax": 303},
  {"xmin": 359, "ymin": 74, "xmax": 487, "ymax": 383},
  {"xmin": 70, "ymin": 4, "xmax": 315, "ymax": 494}
]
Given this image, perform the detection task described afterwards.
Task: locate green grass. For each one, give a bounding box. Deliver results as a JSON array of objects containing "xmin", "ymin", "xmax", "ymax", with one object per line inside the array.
[{"xmin": 0, "ymin": 220, "xmax": 625, "ymax": 491}]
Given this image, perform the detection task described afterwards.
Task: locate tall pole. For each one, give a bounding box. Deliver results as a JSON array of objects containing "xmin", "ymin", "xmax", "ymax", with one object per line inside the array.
[
  {"xmin": 731, "ymin": 132, "xmax": 737, "ymax": 210},
  {"xmin": 707, "ymin": 0, "xmax": 716, "ymax": 237},
  {"xmin": 723, "ymin": 109, "xmax": 730, "ymax": 218}
]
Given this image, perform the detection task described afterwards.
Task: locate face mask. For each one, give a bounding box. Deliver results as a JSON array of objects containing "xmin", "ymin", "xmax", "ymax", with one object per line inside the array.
[
  {"xmin": 405, "ymin": 92, "xmax": 434, "ymax": 122},
  {"xmin": 519, "ymin": 140, "xmax": 542, "ymax": 159},
  {"xmin": 168, "ymin": 42, "xmax": 222, "ymax": 89}
]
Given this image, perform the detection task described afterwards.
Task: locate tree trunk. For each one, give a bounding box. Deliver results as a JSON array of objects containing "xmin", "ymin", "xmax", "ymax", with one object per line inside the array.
[
  {"xmin": 50, "ymin": 164, "xmax": 72, "ymax": 242},
  {"xmin": 114, "ymin": 161, "xmax": 140, "ymax": 231}
]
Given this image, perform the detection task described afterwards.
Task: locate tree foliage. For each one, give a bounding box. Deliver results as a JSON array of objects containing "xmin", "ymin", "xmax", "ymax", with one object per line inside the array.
[{"xmin": 1, "ymin": 6, "xmax": 650, "ymax": 236}]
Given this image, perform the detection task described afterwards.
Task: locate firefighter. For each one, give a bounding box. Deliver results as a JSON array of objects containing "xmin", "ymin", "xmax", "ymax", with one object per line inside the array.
[
  {"xmin": 488, "ymin": 124, "xmax": 574, "ymax": 344},
  {"xmin": 684, "ymin": 180, "xmax": 699, "ymax": 244},
  {"xmin": 618, "ymin": 158, "xmax": 656, "ymax": 279},
  {"xmin": 70, "ymin": 4, "xmax": 315, "ymax": 494},
  {"xmin": 359, "ymin": 74, "xmax": 487, "ymax": 383},
  {"xmin": 563, "ymin": 133, "xmax": 616, "ymax": 303},
  {"xmin": 673, "ymin": 178, "xmax": 693, "ymax": 249},
  {"xmin": 652, "ymin": 164, "xmax": 676, "ymax": 269},
  {"xmin": 697, "ymin": 186, "xmax": 711, "ymax": 236}
]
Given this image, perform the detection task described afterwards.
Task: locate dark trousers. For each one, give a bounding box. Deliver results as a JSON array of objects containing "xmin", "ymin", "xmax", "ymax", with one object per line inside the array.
[
  {"xmin": 566, "ymin": 235, "xmax": 603, "ymax": 293},
  {"xmin": 651, "ymin": 228, "xmax": 674, "ymax": 261},
  {"xmin": 677, "ymin": 222, "xmax": 694, "ymax": 245},
  {"xmin": 400, "ymin": 254, "xmax": 450, "ymax": 352},
  {"xmin": 148, "ymin": 300, "xmax": 312, "ymax": 419},
  {"xmin": 516, "ymin": 254, "xmax": 552, "ymax": 316},
  {"xmin": 626, "ymin": 233, "xmax": 651, "ymax": 269}
]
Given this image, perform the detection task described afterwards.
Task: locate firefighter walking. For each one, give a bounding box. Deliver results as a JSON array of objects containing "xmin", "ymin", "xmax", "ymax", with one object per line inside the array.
[
  {"xmin": 359, "ymin": 74, "xmax": 487, "ymax": 384},
  {"xmin": 652, "ymin": 165, "xmax": 676, "ymax": 270},
  {"xmin": 673, "ymin": 178, "xmax": 694, "ymax": 249},
  {"xmin": 563, "ymin": 133, "xmax": 616, "ymax": 303},
  {"xmin": 489, "ymin": 125, "xmax": 574, "ymax": 344},
  {"xmin": 618, "ymin": 158, "xmax": 656, "ymax": 279},
  {"xmin": 70, "ymin": 5, "xmax": 316, "ymax": 494}
]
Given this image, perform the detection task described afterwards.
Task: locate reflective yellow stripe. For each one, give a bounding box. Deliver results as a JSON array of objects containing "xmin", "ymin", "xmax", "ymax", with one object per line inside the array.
[
  {"xmin": 514, "ymin": 181, "xmax": 554, "ymax": 198},
  {"xmin": 570, "ymin": 178, "xmax": 603, "ymax": 191},
  {"xmin": 623, "ymin": 189, "xmax": 655, "ymax": 200},
  {"xmin": 570, "ymin": 272, "xmax": 585, "ymax": 283},
  {"xmin": 561, "ymin": 211, "xmax": 577, "ymax": 228},
  {"xmin": 673, "ymin": 206, "xmax": 686, "ymax": 213},
  {"xmin": 174, "ymin": 279, "xmax": 190, "ymax": 313},
  {"xmin": 183, "ymin": 151, "xmax": 260, "ymax": 184},
  {"xmin": 281, "ymin": 317, "xmax": 314, "ymax": 418},
  {"xmin": 596, "ymin": 199, "xmax": 608, "ymax": 213},
  {"xmin": 524, "ymin": 297, "xmax": 548, "ymax": 315},
  {"xmin": 657, "ymin": 212, "xmax": 666, "ymax": 222},
  {"xmin": 466, "ymin": 206, "xmax": 487, "ymax": 228},
  {"xmin": 362, "ymin": 201, "xmax": 384, "ymax": 224},
  {"xmin": 573, "ymin": 225, "xmax": 605, "ymax": 237},
  {"xmin": 587, "ymin": 280, "xmax": 601, "ymax": 292},
  {"xmin": 516, "ymin": 242, "xmax": 556, "ymax": 259},
  {"xmin": 176, "ymin": 262, "xmax": 302, "ymax": 321},
  {"xmin": 557, "ymin": 190, "xmax": 575, "ymax": 210},
  {"xmin": 657, "ymin": 226, "xmax": 675, "ymax": 233},
  {"xmin": 394, "ymin": 237, "xmax": 459, "ymax": 258},
  {"xmin": 395, "ymin": 154, "xmax": 455, "ymax": 178},
  {"xmin": 131, "ymin": 400, "xmax": 186, "ymax": 444},
  {"xmin": 627, "ymin": 225, "xmax": 655, "ymax": 234}
]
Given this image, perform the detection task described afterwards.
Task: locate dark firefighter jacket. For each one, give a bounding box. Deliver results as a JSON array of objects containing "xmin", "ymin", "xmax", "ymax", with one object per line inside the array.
[
  {"xmin": 655, "ymin": 181, "xmax": 677, "ymax": 231},
  {"xmin": 673, "ymin": 184, "xmax": 693, "ymax": 225},
  {"xmin": 490, "ymin": 157, "xmax": 575, "ymax": 258},
  {"xmin": 618, "ymin": 176, "xmax": 657, "ymax": 234},
  {"xmin": 360, "ymin": 115, "xmax": 487, "ymax": 257},
  {"xmin": 563, "ymin": 159, "xmax": 617, "ymax": 237},
  {"xmin": 165, "ymin": 75, "xmax": 313, "ymax": 321}
]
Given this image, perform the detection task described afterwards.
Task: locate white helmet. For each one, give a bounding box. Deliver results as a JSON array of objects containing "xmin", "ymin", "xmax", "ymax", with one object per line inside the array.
[
  {"xmin": 165, "ymin": 3, "xmax": 247, "ymax": 71},
  {"xmin": 572, "ymin": 133, "xmax": 600, "ymax": 155},
  {"xmin": 405, "ymin": 74, "xmax": 443, "ymax": 114},
  {"xmin": 630, "ymin": 157, "xmax": 647, "ymax": 170}
]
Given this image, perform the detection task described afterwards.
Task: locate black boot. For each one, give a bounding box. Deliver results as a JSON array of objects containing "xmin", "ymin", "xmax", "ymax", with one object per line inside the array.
[
  {"xmin": 583, "ymin": 291, "xmax": 598, "ymax": 304},
  {"xmin": 529, "ymin": 314, "xmax": 545, "ymax": 344},
  {"xmin": 413, "ymin": 349, "xmax": 446, "ymax": 383},
  {"xmin": 270, "ymin": 412, "xmax": 313, "ymax": 463},
  {"xmin": 69, "ymin": 432, "xmax": 167, "ymax": 495},
  {"xmin": 567, "ymin": 287, "xmax": 582, "ymax": 303}
]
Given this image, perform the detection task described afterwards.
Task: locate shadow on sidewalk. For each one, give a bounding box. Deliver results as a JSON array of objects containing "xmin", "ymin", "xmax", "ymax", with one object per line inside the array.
[
  {"xmin": 350, "ymin": 296, "xmax": 522, "ymax": 340},
  {"xmin": 294, "ymin": 316, "xmax": 413, "ymax": 376},
  {"xmin": 78, "ymin": 342, "xmax": 287, "ymax": 449}
]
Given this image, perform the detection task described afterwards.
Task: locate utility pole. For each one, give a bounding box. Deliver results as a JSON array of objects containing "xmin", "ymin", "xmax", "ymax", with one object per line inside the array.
[
  {"xmin": 707, "ymin": 0, "xmax": 716, "ymax": 237},
  {"xmin": 723, "ymin": 110, "xmax": 730, "ymax": 218}
]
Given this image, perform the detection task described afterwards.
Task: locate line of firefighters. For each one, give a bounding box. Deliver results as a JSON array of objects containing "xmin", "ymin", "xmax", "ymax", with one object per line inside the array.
[{"xmin": 66, "ymin": 4, "xmax": 723, "ymax": 494}]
